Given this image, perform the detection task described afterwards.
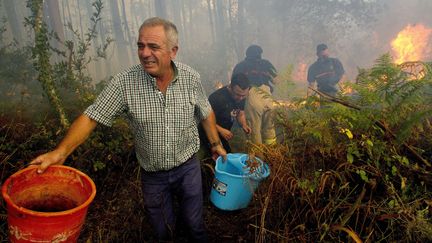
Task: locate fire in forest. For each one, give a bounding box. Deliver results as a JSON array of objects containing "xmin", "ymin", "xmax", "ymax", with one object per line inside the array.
[
  {"xmin": 293, "ymin": 61, "xmax": 307, "ymax": 82},
  {"xmin": 391, "ymin": 23, "xmax": 432, "ymax": 64}
]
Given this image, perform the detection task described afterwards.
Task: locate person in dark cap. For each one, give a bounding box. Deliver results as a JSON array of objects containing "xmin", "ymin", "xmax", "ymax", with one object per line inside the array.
[
  {"xmin": 234, "ymin": 45, "xmax": 276, "ymax": 89},
  {"xmin": 307, "ymin": 43, "xmax": 345, "ymax": 96},
  {"xmin": 198, "ymin": 73, "xmax": 252, "ymax": 159},
  {"xmin": 316, "ymin": 44, "xmax": 328, "ymax": 54},
  {"xmin": 231, "ymin": 44, "xmax": 279, "ymax": 146},
  {"xmin": 246, "ymin": 45, "xmax": 263, "ymax": 59}
]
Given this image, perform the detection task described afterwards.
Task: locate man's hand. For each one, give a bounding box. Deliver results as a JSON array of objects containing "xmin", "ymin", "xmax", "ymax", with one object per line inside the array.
[
  {"xmin": 242, "ymin": 125, "xmax": 252, "ymax": 134},
  {"xmin": 307, "ymin": 83, "xmax": 316, "ymax": 97},
  {"xmin": 28, "ymin": 114, "xmax": 97, "ymax": 174},
  {"xmin": 29, "ymin": 149, "xmax": 67, "ymax": 174},
  {"xmin": 210, "ymin": 144, "xmax": 227, "ymax": 162},
  {"xmin": 219, "ymin": 128, "xmax": 233, "ymax": 141}
]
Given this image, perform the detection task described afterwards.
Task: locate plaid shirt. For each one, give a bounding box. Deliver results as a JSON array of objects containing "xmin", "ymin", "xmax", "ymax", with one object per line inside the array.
[{"xmin": 84, "ymin": 61, "xmax": 211, "ymax": 171}]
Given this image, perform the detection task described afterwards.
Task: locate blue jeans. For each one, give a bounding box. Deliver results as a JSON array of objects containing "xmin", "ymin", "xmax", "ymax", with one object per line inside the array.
[{"xmin": 141, "ymin": 156, "xmax": 208, "ymax": 242}]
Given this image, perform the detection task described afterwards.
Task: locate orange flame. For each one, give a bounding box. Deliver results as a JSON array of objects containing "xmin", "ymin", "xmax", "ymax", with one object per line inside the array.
[{"xmin": 391, "ymin": 24, "xmax": 432, "ymax": 64}]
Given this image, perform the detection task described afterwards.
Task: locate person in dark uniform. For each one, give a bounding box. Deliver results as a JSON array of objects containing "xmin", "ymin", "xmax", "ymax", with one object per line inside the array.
[
  {"xmin": 199, "ymin": 73, "xmax": 252, "ymax": 158},
  {"xmin": 232, "ymin": 45, "xmax": 277, "ymax": 92},
  {"xmin": 231, "ymin": 45, "xmax": 279, "ymax": 145},
  {"xmin": 307, "ymin": 44, "xmax": 345, "ymax": 96}
]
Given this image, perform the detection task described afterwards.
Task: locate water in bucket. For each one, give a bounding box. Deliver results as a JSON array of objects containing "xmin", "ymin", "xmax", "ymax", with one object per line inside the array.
[
  {"xmin": 210, "ymin": 153, "xmax": 270, "ymax": 211},
  {"xmin": 1, "ymin": 165, "xmax": 96, "ymax": 242}
]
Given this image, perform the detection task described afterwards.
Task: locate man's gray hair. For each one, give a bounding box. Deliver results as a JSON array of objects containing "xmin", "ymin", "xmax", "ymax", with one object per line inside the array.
[{"xmin": 139, "ymin": 17, "xmax": 178, "ymax": 48}]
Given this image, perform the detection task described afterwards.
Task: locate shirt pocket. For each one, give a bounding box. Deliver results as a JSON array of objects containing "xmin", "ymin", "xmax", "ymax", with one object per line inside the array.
[{"xmin": 173, "ymin": 93, "xmax": 196, "ymax": 128}]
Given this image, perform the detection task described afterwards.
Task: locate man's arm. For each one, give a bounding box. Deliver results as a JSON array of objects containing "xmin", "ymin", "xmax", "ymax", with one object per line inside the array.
[
  {"xmin": 30, "ymin": 114, "xmax": 98, "ymax": 173},
  {"xmin": 208, "ymin": 90, "xmax": 233, "ymax": 141},
  {"xmin": 307, "ymin": 65, "xmax": 316, "ymax": 96},
  {"xmin": 201, "ymin": 111, "xmax": 227, "ymax": 161},
  {"xmin": 264, "ymin": 60, "xmax": 279, "ymax": 85},
  {"xmin": 216, "ymin": 124, "xmax": 234, "ymax": 141},
  {"xmin": 334, "ymin": 58, "xmax": 345, "ymax": 82},
  {"xmin": 307, "ymin": 65, "xmax": 316, "ymax": 85},
  {"xmin": 236, "ymin": 110, "xmax": 251, "ymax": 134}
]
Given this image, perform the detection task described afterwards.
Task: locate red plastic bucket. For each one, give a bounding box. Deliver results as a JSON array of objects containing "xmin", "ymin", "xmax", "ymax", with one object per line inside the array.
[{"xmin": 1, "ymin": 165, "xmax": 96, "ymax": 242}]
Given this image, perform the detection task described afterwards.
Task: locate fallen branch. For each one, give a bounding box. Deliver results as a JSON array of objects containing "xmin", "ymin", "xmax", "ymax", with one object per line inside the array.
[
  {"xmin": 340, "ymin": 186, "xmax": 366, "ymax": 227},
  {"xmin": 331, "ymin": 225, "xmax": 363, "ymax": 243},
  {"xmin": 249, "ymin": 224, "xmax": 288, "ymax": 240}
]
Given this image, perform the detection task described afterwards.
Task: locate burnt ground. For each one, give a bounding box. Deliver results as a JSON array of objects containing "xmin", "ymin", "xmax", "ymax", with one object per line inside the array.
[
  {"xmin": 1, "ymin": 160, "xmax": 260, "ymax": 243},
  {"xmin": 77, "ymin": 128, "xmax": 260, "ymax": 242},
  {"xmin": 1, "ymin": 122, "xmax": 263, "ymax": 242},
  {"xmin": 78, "ymin": 158, "xmax": 261, "ymax": 243}
]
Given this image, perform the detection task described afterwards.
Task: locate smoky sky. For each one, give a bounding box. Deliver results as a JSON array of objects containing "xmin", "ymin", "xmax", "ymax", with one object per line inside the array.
[{"xmin": 1, "ymin": 0, "xmax": 431, "ymax": 92}]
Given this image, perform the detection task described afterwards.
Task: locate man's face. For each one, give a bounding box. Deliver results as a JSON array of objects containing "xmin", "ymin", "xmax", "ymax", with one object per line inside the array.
[
  {"xmin": 319, "ymin": 48, "xmax": 330, "ymax": 58},
  {"xmin": 228, "ymin": 85, "xmax": 249, "ymax": 102},
  {"xmin": 137, "ymin": 25, "xmax": 178, "ymax": 78}
]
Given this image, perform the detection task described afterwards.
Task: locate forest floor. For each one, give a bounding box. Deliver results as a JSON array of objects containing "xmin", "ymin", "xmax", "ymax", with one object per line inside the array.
[
  {"xmin": 77, "ymin": 127, "xmax": 259, "ymax": 242},
  {"xmin": 79, "ymin": 158, "xmax": 263, "ymax": 242},
  {"xmin": 1, "ymin": 121, "xmax": 262, "ymax": 242}
]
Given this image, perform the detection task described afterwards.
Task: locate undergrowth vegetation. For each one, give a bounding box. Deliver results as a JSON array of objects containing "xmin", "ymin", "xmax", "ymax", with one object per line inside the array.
[
  {"xmin": 2, "ymin": 54, "xmax": 430, "ymax": 242},
  {"xmin": 248, "ymin": 56, "xmax": 432, "ymax": 242}
]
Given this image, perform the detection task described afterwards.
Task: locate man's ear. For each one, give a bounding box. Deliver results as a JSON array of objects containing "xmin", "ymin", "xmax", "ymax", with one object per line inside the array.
[{"xmin": 172, "ymin": 45, "xmax": 179, "ymax": 56}]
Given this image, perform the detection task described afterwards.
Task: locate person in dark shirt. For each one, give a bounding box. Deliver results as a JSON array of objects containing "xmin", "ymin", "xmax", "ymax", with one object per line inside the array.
[
  {"xmin": 199, "ymin": 73, "xmax": 252, "ymax": 158},
  {"xmin": 307, "ymin": 44, "xmax": 345, "ymax": 96},
  {"xmin": 232, "ymin": 45, "xmax": 277, "ymax": 92},
  {"xmin": 231, "ymin": 45, "xmax": 279, "ymax": 145}
]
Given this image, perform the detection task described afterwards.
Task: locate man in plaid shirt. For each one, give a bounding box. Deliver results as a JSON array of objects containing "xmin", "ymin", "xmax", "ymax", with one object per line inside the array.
[{"xmin": 31, "ymin": 17, "xmax": 226, "ymax": 242}]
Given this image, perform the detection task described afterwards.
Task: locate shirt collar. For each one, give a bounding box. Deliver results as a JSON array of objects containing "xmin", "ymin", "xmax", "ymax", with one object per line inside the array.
[{"xmin": 171, "ymin": 61, "xmax": 179, "ymax": 83}]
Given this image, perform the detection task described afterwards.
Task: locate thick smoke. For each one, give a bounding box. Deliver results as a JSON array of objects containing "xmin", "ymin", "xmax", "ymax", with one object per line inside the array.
[{"xmin": 1, "ymin": 0, "xmax": 431, "ymax": 92}]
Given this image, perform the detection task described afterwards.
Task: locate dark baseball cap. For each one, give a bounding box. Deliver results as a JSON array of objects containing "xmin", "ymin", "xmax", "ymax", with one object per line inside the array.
[
  {"xmin": 316, "ymin": 44, "xmax": 328, "ymax": 54},
  {"xmin": 246, "ymin": 45, "xmax": 263, "ymax": 58}
]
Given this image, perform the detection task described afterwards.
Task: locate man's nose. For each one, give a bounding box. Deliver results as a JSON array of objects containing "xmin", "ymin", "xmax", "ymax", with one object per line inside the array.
[{"xmin": 139, "ymin": 47, "xmax": 151, "ymax": 57}]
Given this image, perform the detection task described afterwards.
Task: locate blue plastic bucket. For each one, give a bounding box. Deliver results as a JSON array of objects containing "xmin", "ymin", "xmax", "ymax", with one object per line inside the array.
[{"xmin": 210, "ymin": 153, "xmax": 270, "ymax": 211}]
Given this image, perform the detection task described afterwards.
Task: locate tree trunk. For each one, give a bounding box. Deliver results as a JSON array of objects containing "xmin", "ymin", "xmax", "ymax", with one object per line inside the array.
[
  {"xmin": 214, "ymin": 1, "xmax": 229, "ymax": 63},
  {"xmin": 63, "ymin": 1, "xmax": 74, "ymax": 41},
  {"xmin": 44, "ymin": 0, "xmax": 65, "ymax": 63},
  {"xmin": 45, "ymin": 0, "xmax": 64, "ymax": 42},
  {"xmin": 76, "ymin": 0, "xmax": 85, "ymax": 38},
  {"xmin": 120, "ymin": 0, "xmax": 132, "ymax": 43},
  {"xmin": 84, "ymin": 0, "xmax": 103, "ymax": 81},
  {"xmin": 120, "ymin": 0, "xmax": 135, "ymax": 63},
  {"xmin": 181, "ymin": 0, "xmax": 189, "ymax": 50},
  {"xmin": 206, "ymin": 0, "xmax": 216, "ymax": 43},
  {"xmin": 3, "ymin": 0, "xmax": 24, "ymax": 44},
  {"xmin": 27, "ymin": 0, "xmax": 70, "ymax": 129},
  {"xmin": 131, "ymin": 0, "xmax": 151, "ymax": 30},
  {"xmin": 235, "ymin": 0, "xmax": 245, "ymax": 60},
  {"xmin": 154, "ymin": 0, "xmax": 167, "ymax": 19},
  {"xmin": 109, "ymin": 0, "xmax": 131, "ymax": 69},
  {"xmin": 187, "ymin": 0, "xmax": 194, "ymax": 51},
  {"xmin": 172, "ymin": 0, "xmax": 182, "ymax": 30}
]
